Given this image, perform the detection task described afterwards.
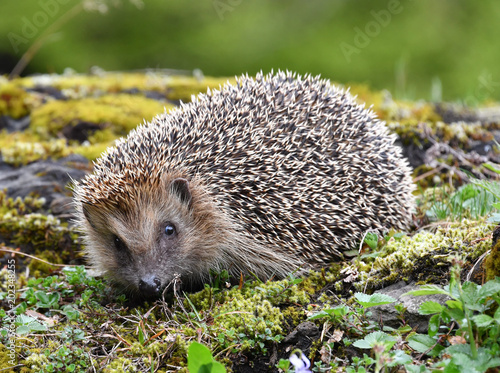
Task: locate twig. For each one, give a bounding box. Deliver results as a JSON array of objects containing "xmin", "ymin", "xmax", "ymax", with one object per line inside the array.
[
  {"xmin": 0, "ymin": 246, "xmax": 83, "ymax": 268},
  {"xmin": 413, "ymin": 165, "xmax": 444, "ymax": 183}
]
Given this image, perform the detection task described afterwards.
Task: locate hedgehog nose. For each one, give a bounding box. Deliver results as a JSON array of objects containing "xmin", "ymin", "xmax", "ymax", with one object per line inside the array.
[{"xmin": 139, "ymin": 276, "xmax": 162, "ymax": 298}]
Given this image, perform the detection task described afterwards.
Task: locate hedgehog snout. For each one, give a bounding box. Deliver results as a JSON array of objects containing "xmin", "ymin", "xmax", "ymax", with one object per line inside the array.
[{"xmin": 138, "ymin": 275, "xmax": 162, "ymax": 298}]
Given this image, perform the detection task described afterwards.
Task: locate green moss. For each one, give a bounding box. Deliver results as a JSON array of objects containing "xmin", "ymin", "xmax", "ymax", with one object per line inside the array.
[
  {"xmin": 170, "ymin": 334, "xmax": 189, "ymax": 361},
  {"xmin": 0, "ymin": 78, "xmax": 40, "ymax": 119},
  {"xmin": 183, "ymin": 278, "xmax": 311, "ymax": 354},
  {"xmin": 281, "ymin": 306, "xmax": 307, "ymax": 326},
  {"xmin": 30, "ymin": 94, "xmax": 172, "ymax": 138},
  {"xmin": 0, "ymin": 212, "xmax": 73, "ymax": 250},
  {"xmin": 73, "ymin": 138, "xmax": 115, "ymax": 161},
  {"xmin": 0, "ymin": 191, "xmax": 80, "ymax": 276},
  {"xmin": 22, "ymin": 352, "xmax": 49, "ymax": 372},
  {"xmin": 102, "ymin": 357, "xmax": 138, "ymax": 373},
  {"xmin": 163, "ymin": 76, "xmax": 233, "ymax": 102},
  {"xmin": 355, "ymin": 219, "xmax": 494, "ymax": 290},
  {"xmin": 0, "ymin": 344, "xmax": 18, "ymax": 373},
  {"xmin": 484, "ymin": 237, "xmax": 500, "ymax": 280}
]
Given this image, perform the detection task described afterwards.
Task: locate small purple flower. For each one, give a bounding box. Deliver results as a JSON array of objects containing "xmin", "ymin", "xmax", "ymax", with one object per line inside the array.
[{"xmin": 289, "ymin": 349, "xmax": 312, "ymax": 373}]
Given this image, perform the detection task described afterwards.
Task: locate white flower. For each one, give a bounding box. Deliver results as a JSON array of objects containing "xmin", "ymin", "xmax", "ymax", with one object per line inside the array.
[{"xmin": 289, "ymin": 349, "xmax": 311, "ymax": 373}]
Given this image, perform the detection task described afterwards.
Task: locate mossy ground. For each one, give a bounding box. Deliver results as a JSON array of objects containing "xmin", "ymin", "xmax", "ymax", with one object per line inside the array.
[{"xmin": 1, "ymin": 71, "xmax": 499, "ymax": 372}]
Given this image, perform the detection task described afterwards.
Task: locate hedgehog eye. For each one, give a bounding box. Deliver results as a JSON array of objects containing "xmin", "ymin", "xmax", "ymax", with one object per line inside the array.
[
  {"xmin": 164, "ymin": 223, "xmax": 176, "ymax": 237},
  {"xmin": 113, "ymin": 235, "xmax": 127, "ymax": 251}
]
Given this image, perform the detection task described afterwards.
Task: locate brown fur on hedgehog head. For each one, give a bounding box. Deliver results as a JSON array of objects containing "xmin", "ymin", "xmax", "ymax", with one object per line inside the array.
[{"xmin": 75, "ymin": 173, "xmax": 234, "ymax": 296}]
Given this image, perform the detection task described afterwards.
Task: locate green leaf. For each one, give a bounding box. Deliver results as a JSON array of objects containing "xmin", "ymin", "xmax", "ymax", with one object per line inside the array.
[
  {"xmin": 352, "ymin": 331, "xmax": 396, "ymax": 350},
  {"xmin": 472, "ymin": 314, "xmax": 493, "ymax": 328},
  {"xmin": 35, "ymin": 291, "xmax": 49, "ymax": 304},
  {"xmin": 445, "ymin": 300, "xmax": 463, "ymax": 310},
  {"xmin": 364, "ymin": 232, "xmax": 379, "ymax": 250},
  {"xmin": 354, "ymin": 292, "xmax": 396, "ymax": 308},
  {"xmin": 308, "ymin": 310, "xmax": 332, "ymax": 320},
  {"xmin": 428, "ymin": 314, "xmax": 441, "ymax": 337},
  {"xmin": 495, "ymin": 306, "xmax": 500, "ymax": 322},
  {"xmin": 28, "ymin": 321, "xmax": 48, "ymax": 332},
  {"xmin": 397, "ymin": 325, "xmax": 413, "ymax": 334},
  {"xmin": 407, "ymin": 334, "xmax": 443, "ymax": 357},
  {"xmin": 393, "ymin": 232, "xmax": 406, "ymax": 240},
  {"xmin": 443, "ymin": 307, "xmax": 465, "ymax": 324},
  {"xmin": 404, "ymin": 364, "xmax": 429, "ymax": 373},
  {"xmin": 442, "ymin": 362, "xmax": 461, "ymax": 373},
  {"xmin": 478, "ymin": 278, "xmax": 500, "ymax": 298},
  {"xmin": 308, "ymin": 305, "xmax": 348, "ymax": 320},
  {"xmin": 483, "ymin": 163, "xmax": 500, "ymax": 175},
  {"xmin": 488, "ymin": 212, "xmax": 500, "ymax": 223},
  {"xmin": 188, "ymin": 342, "xmax": 226, "ymax": 373},
  {"xmin": 407, "ymin": 334, "xmax": 435, "ymax": 353},
  {"xmin": 461, "ymin": 282, "xmax": 482, "ymax": 309},
  {"xmin": 16, "ymin": 325, "xmax": 31, "ymax": 335},
  {"xmin": 61, "ymin": 305, "xmax": 79, "ymax": 321},
  {"xmin": 403, "ymin": 285, "xmax": 449, "ymax": 297},
  {"xmin": 138, "ymin": 326, "xmax": 145, "ymax": 345},
  {"xmin": 418, "ymin": 301, "xmax": 444, "ymax": 315},
  {"xmin": 386, "ymin": 349, "xmax": 412, "ymax": 367},
  {"xmin": 35, "ymin": 291, "xmax": 60, "ymax": 308}
]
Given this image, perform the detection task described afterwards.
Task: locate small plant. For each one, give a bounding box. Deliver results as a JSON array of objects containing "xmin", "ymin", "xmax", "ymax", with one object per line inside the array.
[
  {"xmin": 17, "ymin": 266, "xmax": 107, "ymax": 312},
  {"xmin": 361, "ymin": 231, "xmax": 406, "ymax": 260},
  {"xmin": 424, "ymin": 183, "xmax": 498, "ymax": 222},
  {"xmin": 187, "ymin": 341, "xmax": 226, "ymax": 373},
  {"xmin": 470, "ymin": 162, "xmax": 500, "ymax": 222},
  {"xmin": 309, "ymin": 292, "xmax": 414, "ymax": 372},
  {"xmin": 404, "ymin": 260, "xmax": 500, "ymax": 372},
  {"xmin": 309, "ymin": 292, "xmax": 397, "ymax": 337}
]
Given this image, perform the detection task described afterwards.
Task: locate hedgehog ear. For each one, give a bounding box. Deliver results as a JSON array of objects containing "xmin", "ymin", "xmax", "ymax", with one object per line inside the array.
[{"xmin": 170, "ymin": 178, "xmax": 192, "ymax": 206}]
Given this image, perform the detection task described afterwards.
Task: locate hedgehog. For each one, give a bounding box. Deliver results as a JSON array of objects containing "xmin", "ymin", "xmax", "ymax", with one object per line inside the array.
[{"xmin": 73, "ymin": 71, "xmax": 415, "ymax": 298}]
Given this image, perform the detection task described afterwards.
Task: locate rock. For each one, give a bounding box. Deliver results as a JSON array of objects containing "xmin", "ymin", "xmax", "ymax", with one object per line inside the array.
[
  {"xmin": 0, "ymin": 155, "xmax": 89, "ymax": 209},
  {"xmin": 282, "ymin": 321, "xmax": 320, "ymax": 352},
  {"xmin": 27, "ymin": 85, "xmax": 66, "ymax": 100},
  {"xmin": 62, "ymin": 120, "xmax": 102, "ymax": 142},
  {"xmin": 0, "ymin": 115, "xmax": 31, "ymax": 132},
  {"xmin": 369, "ymin": 281, "xmax": 450, "ymax": 334},
  {"xmin": 476, "ymin": 107, "xmax": 500, "ymax": 124}
]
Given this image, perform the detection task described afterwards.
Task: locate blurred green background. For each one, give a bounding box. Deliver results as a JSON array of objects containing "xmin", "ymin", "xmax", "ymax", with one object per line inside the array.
[{"xmin": 1, "ymin": 0, "xmax": 499, "ymax": 102}]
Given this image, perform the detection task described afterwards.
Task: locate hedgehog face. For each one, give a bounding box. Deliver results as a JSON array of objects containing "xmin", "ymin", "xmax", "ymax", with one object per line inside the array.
[{"xmin": 80, "ymin": 177, "xmax": 224, "ymax": 298}]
